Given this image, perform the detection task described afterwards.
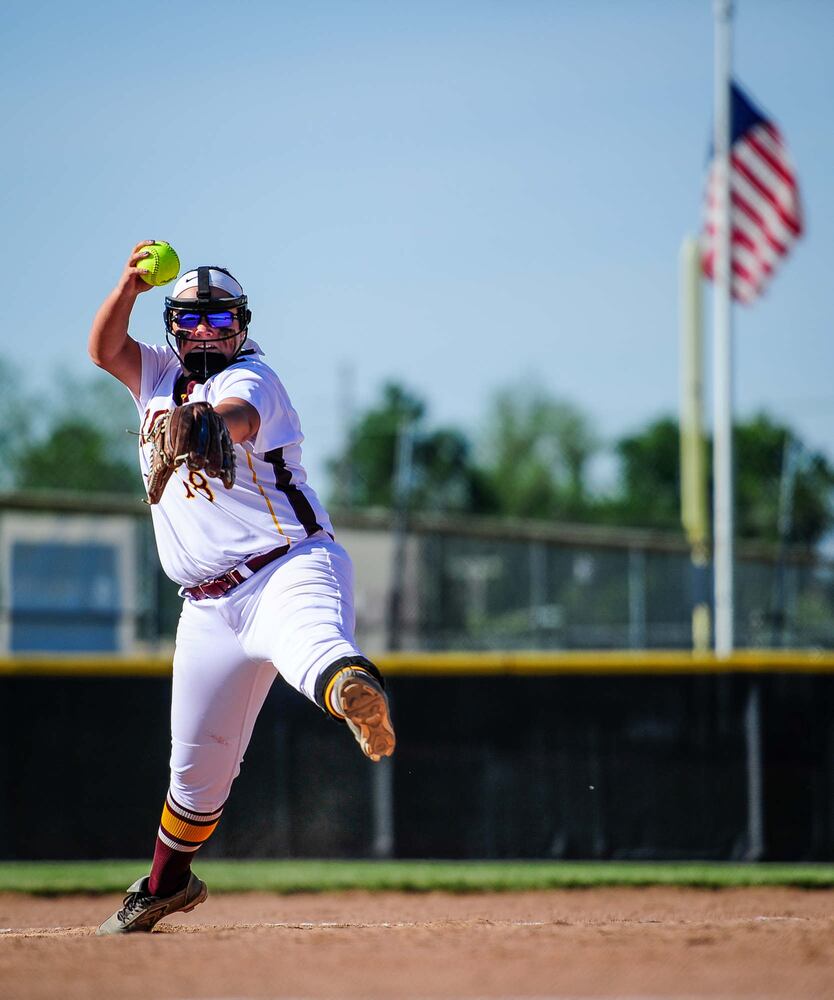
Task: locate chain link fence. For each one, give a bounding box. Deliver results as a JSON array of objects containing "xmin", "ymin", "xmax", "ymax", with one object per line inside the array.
[
  {"xmin": 1, "ymin": 494, "xmax": 832, "ymax": 653},
  {"xmin": 415, "ymin": 520, "xmax": 834, "ymax": 650}
]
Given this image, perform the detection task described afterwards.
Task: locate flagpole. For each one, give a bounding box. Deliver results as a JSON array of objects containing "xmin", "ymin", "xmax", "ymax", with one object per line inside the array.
[{"xmin": 713, "ymin": 0, "xmax": 734, "ymax": 655}]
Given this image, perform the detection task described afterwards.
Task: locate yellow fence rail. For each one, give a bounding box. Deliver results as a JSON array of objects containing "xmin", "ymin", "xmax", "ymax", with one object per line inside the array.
[{"xmin": 1, "ymin": 649, "xmax": 834, "ymax": 677}]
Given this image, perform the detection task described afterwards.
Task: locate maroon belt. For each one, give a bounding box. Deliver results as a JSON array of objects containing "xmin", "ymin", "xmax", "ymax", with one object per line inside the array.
[{"xmin": 184, "ymin": 544, "xmax": 291, "ymax": 601}]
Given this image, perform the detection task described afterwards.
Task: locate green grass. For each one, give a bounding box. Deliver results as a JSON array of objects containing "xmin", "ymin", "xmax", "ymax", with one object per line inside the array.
[{"xmin": 1, "ymin": 860, "xmax": 834, "ymax": 895}]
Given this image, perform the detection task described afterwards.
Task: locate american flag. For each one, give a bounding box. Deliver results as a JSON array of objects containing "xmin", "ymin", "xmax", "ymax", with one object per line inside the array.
[{"xmin": 702, "ymin": 82, "xmax": 803, "ymax": 304}]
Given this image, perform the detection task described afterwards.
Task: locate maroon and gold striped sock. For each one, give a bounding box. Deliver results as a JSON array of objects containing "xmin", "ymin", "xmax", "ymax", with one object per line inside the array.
[{"xmin": 148, "ymin": 790, "xmax": 223, "ymax": 898}]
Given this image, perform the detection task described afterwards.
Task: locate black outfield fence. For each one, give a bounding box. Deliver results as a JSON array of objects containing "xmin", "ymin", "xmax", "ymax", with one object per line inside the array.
[{"xmin": 2, "ymin": 652, "xmax": 833, "ymax": 862}]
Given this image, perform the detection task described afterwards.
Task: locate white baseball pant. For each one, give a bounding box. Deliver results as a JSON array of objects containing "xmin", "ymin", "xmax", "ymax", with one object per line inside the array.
[{"xmin": 168, "ymin": 533, "xmax": 362, "ymax": 814}]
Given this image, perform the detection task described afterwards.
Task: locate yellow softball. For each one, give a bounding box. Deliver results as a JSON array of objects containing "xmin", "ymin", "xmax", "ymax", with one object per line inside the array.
[{"xmin": 139, "ymin": 241, "xmax": 180, "ymax": 287}]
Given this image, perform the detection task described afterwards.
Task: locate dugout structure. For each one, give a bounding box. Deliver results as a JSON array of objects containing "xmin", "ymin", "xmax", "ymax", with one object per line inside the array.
[{"xmin": 1, "ymin": 650, "xmax": 832, "ymax": 862}]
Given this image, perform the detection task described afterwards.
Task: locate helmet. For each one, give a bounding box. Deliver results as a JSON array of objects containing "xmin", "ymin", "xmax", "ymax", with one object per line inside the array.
[{"xmin": 164, "ymin": 266, "xmax": 253, "ymax": 381}]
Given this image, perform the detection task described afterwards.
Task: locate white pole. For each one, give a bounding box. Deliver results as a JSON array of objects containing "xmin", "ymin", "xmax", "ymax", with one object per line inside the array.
[
  {"xmin": 713, "ymin": 0, "xmax": 734, "ymax": 655},
  {"xmin": 712, "ymin": 5, "xmax": 764, "ymax": 855}
]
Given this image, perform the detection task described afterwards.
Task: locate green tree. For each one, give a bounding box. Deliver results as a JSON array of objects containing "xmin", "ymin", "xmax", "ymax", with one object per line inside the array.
[
  {"xmin": 328, "ymin": 382, "xmax": 493, "ymax": 514},
  {"xmin": 599, "ymin": 417, "xmax": 681, "ymax": 528},
  {"xmin": 16, "ymin": 420, "xmax": 138, "ymax": 493},
  {"xmin": 328, "ymin": 380, "xmax": 833, "ymax": 547},
  {"xmin": 0, "ymin": 360, "xmax": 35, "ymax": 490},
  {"xmin": 605, "ymin": 412, "xmax": 834, "ymax": 546},
  {"xmin": 412, "ymin": 427, "xmax": 496, "ymax": 513},
  {"xmin": 15, "ymin": 372, "xmax": 142, "ymax": 494},
  {"xmin": 478, "ymin": 385, "xmax": 599, "ymax": 519},
  {"xmin": 329, "ymin": 383, "xmax": 423, "ymax": 509},
  {"xmin": 735, "ymin": 414, "xmax": 833, "ymax": 546}
]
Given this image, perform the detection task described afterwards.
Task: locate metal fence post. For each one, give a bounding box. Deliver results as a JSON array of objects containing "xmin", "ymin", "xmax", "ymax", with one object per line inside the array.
[
  {"xmin": 371, "ymin": 756, "xmax": 395, "ymax": 858},
  {"xmin": 530, "ymin": 540, "xmax": 546, "ymax": 647},
  {"xmin": 743, "ymin": 680, "xmax": 765, "ymax": 860},
  {"xmin": 628, "ymin": 547, "xmax": 647, "ymax": 649}
]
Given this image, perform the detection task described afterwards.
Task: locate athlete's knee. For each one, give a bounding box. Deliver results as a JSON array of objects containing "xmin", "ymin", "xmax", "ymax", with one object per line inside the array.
[
  {"xmin": 169, "ymin": 744, "xmax": 242, "ymax": 814},
  {"xmin": 314, "ymin": 654, "xmax": 385, "ymax": 717},
  {"xmin": 169, "ymin": 770, "xmax": 234, "ymax": 815}
]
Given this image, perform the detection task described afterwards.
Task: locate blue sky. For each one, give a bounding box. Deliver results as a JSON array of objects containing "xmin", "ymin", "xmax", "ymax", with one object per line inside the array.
[{"xmin": 3, "ymin": 0, "xmax": 832, "ymax": 494}]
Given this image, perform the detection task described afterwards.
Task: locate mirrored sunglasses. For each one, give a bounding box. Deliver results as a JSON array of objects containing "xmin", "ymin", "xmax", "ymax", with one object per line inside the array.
[{"xmin": 172, "ymin": 311, "xmax": 236, "ymax": 330}]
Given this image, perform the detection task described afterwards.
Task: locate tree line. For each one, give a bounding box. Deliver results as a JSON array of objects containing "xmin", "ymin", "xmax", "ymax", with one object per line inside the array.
[
  {"xmin": 2, "ymin": 363, "xmax": 831, "ymax": 548},
  {"xmin": 328, "ymin": 381, "xmax": 834, "ymax": 548}
]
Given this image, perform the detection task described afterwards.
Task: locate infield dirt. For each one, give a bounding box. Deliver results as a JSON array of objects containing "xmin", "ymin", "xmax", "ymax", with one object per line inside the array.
[{"xmin": 1, "ymin": 887, "xmax": 832, "ymax": 999}]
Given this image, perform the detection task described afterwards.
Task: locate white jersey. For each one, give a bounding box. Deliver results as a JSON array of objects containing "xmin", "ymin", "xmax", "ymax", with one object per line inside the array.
[{"xmin": 131, "ymin": 340, "xmax": 334, "ymax": 588}]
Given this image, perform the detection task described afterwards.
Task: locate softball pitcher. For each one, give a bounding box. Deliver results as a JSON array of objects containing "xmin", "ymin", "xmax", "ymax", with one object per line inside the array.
[{"xmin": 89, "ymin": 241, "xmax": 395, "ymax": 934}]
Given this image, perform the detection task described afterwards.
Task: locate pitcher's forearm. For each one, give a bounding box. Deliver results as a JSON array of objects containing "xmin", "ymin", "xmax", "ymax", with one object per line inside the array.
[
  {"xmin": 88, "ymin": 242, "xmax": 156, "ymax": 395},
  {"xmin": 88, "ymin": 279, "xmax": 141, "ymax": 366},
  {"xmin": 214, "ymin": 399, "xmax": 261, "ymax": 445}
]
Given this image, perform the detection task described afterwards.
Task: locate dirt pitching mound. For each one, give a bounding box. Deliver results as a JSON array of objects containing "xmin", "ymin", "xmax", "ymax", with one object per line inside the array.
[{"xmin": 1, "ymin": 887, "xmax": 833, "ymax": 999}]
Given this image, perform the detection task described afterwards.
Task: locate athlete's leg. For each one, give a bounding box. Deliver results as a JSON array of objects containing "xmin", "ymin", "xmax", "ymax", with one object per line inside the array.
[
  {"xmin": 149, "ymin": 598, "xmax": 276, "ymax": 895},
  {"xmin": 238, "ymin": 534, "xmax": 394, "ymax": 759},
  {"xmin": 238, "ymin": 535, "xmax": 364, "ymax": 699}
]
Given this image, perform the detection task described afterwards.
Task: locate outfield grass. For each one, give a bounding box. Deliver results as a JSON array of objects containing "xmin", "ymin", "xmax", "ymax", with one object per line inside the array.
[{"xmin": 0, "ymin": 860, "xmax": 833, "ymax": 895}]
